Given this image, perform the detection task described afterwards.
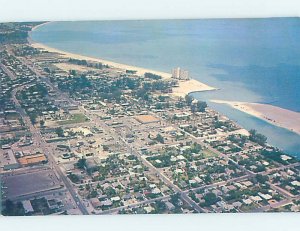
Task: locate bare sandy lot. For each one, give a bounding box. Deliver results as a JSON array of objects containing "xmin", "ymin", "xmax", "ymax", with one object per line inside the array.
[{"xmin": 54, "ymin": 63, "xmax": 98, "ymax": 73}]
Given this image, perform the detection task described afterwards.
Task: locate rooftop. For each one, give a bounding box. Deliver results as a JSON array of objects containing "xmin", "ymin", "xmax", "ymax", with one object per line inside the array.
[
  {"xmin": 18, "ymin": 154, "xmax": 47, "ymax": 166},
  {"xmin": 134, "ymin": 115, "xmax": 160, "ymax": 124}
]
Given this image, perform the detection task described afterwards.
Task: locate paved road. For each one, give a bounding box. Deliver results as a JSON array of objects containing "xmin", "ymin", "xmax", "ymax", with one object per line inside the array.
[
  {"xmin": 268, "ymin": 183, "xmax": 295, "ymax": 198},
  {"xmin": 0, "ymin": 63, "xmax": 16, "ymax": 80},
  {"xmin": 253, "ymin": 195, "xmax": 300, "ymax": 212},
  {"xmin": 150, "ymin": 111, "xmax": 256, "ymax": 177},
  {"xmin": 3, "ymin": 187, "xmax": 67, "ymax": 202},
  {"xmin": 185, "ymin": 175, "xmax": 250, "ymax": 194},
  {"xmin": 6, "ymin": 47, "xmax": 298, "ymax": 214},
  {"xmin": 98, "ymin": 195, "xmax": 171, "ymax": 215},
  {"xmin": 2, "ymin": 53, "xmax": 89, "ymax": 215},
  {"xmin": 262, "ymin": 162, "xmax": 300, "ymax": 175},
  {"xmin": 84, "ymin": 110, "xmax": 205, "ymax": 213}
]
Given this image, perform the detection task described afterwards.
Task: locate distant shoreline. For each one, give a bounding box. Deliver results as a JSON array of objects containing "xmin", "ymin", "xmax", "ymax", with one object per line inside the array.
[
  {"xmin": 29, "ymin": 22, "xmax": 300, "ymax": 137},
  {"xmin": 29, "ymin": 22, "xmax": 217, "ymax": 97},
  {"xmin": 31, "ymin": 21, "xmax": 53, "ymax": 32}
]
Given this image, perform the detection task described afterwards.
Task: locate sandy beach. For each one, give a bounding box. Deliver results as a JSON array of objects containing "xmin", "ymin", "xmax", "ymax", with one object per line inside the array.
[
  {"xmin": 29, "ymin": 22, "xmax": 216, "ymax": 97},
  {"xmin": 211, "ymin": 100, "xmax": 300, "ymax": 135},
  {"xmin": 30, "ymin": 40, "xmax": 173, "ymax": 78},
  {"xmin": 29, "ymin": 23, "xmax": 299, "ymax": 134},
  {"xmin": 172, "ymin": 79, "xmax": 217, "ymax": 97}
]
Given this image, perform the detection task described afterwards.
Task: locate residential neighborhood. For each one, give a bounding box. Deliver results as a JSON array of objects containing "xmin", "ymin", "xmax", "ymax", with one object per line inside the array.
[{"xmin": 1, "ymin": 22, "xmax": 299, "ymax": 216}]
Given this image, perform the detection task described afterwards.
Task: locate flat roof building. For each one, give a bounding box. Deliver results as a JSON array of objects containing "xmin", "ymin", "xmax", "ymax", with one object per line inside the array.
[
  {"xmin": 1, "ymin": 149, "xmax": 20, "ymax": 170},
  {"xmin": 18, "ymin": 154, "xmax": 47, "ymax": 166},
  {"xmin": 22, "ymin": 200, "xmax": 34, "ymax": 213},
  {"xmin": 135, "ymin": 115, "xmax": 160, "ymax": 124}
]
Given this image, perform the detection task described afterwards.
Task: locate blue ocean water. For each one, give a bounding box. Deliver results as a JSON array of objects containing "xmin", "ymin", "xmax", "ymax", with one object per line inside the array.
[{"xmin": 31, "ymin": 19, "xmax": 300, "ymax": 157}]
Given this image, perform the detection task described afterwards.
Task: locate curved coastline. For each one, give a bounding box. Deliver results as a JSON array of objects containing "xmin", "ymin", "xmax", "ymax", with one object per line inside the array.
[
  {"xmin": 31, "ymin": 21, "xmax": 53, "ymax": 32},
  {"xmin": 29, "ymin": 21, "xmax": 300, "ymax": 144},
  {"xmin": 29, "ymin": 22, "xmax": 216, "ymax": 97},
  {"xmin": 29, "ymin": 22, "xmax": 173, "ymax": 78}
]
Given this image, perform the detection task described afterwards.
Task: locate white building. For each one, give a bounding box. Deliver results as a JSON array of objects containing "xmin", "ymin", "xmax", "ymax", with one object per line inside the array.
[
  {"xmin": 172, "ymin": 67, "xmax": 189, "ymax": 80},
  {"xmin": 2, "ymin": 149, "xmax": 20, "ymax": 170},
  {"xmin": 22, "ymin": 200, "xmax": 34, "ymax": 214}
]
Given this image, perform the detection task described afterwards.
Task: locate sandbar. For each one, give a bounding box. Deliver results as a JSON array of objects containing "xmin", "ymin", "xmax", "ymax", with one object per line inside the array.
[{"xmin": 211, "ymin": 100, "xmax": 300, "ymax": 135}]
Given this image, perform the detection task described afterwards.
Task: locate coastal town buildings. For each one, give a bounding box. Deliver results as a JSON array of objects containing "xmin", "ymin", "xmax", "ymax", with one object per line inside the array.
[{"xmin": 0, "ymin": 22, "xmax": 299, "ymax": 216}]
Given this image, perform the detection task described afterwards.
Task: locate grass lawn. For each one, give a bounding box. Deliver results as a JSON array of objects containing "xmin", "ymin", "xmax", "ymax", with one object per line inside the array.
[
  {"xmin": 6, "ymin": 114, "xmax": 21, "ymax": 120},
  {"xmin": 57, "ymin": 113, "xmax": 89, "ymax": 125},
  {"xmin": 240, "ymin": 203, "xmax": 259, "ymax": 212},
  {"xmin": 30, "ymin": 198, "xmax": 53, "ymax": 215},
  {"xmin": 202, "ymin": 149, "xmax": 218, "ymax": 158}
]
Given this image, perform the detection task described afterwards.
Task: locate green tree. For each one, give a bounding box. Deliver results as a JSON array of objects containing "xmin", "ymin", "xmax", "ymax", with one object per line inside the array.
[
  {"xmin": 196, "ymin": 101, "xmax": 207, "ymax": 112},
  {"xmin": 154, "ymin": 200, "xmax": 166, "ymax": 213},
  {"xmin": 191, "ymin": 101, "xmax": 207, "ymax": 113},
  {"xmin": 170, "ymin": 193, "xmax": 180, "ymax": 205},
  {"xmin": 255, "ymin": 174, "xmax": 269, "ymax": 184},
  {"xmin": 190, "ymin": 142, "xmax": 202, "ymax": 153},
  {"xmin": 69, "ymin": 69, "xmax": 77, "ymax": 76},
  {"xmin": 155, "ymin": 134, "xmax": 165, "ymax": 144},
  {"xmin": 40, "ymin": 120, "xmax": 45, "ymax": 127},
  {"xmin": 144, "ymin": 72, "xmax": 162, "ymax": 80},
  {"xmin": 202, "ymin": 193, "xmax": 219, "ymax": 206},
  {"xmin": 77, "ymin": 157, "xmax": 87, "ymax": 169},
  {"xmin": 55, "ymin": 127, "xmax": 64, "ymax": 137},
  {"xmin": 68, "ymin": 173, "xmax": 80, "ymax": 183},
  {"xmin": 185, "ymin": 94, "xmax": 193, "ymax": 106},
  {"xmin": 249, "ymin": 129, "xmax": 267, "ymax": 146},
  {"xmin": 2, "ymin": 200, "xmax": 25, "ymax": 216}
]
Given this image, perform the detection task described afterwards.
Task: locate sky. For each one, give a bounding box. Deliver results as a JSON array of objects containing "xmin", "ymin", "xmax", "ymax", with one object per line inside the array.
[
  {"xmin": 0, "ymin": 0, "xmax": 300, "ymax": 230},
  {"xmin": 0, "ymin": 0, "xmax": 299, "ymax": 22}
]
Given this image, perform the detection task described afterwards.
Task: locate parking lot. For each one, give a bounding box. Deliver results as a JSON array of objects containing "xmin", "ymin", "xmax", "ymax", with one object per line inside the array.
[{"xmin": 2, "ymin": 168, "xmax": 62, "ymax": 199}]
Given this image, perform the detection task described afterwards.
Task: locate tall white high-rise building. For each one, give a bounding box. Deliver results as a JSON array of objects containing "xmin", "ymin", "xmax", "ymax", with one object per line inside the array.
[
  {"xmin": 172, "ymin": 67, "xmax": 180, "ymax": 79},
  {"xmin": 172, "ymin": 67, "xmax": 189, "ymax": 80}
]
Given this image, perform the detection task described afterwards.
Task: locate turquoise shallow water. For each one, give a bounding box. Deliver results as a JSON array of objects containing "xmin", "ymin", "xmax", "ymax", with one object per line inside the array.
[{"xmin": 31, "ymin": 19, "xmax": 300, "ymax": 157}]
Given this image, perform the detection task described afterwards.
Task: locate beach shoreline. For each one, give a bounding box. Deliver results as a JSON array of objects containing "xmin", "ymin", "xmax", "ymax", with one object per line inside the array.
[
  {"xmin": 31, "ymin": 21, "xmax": 52, "ymax": 32},
  {"xmin": 211, "ymin": 99, "xmax": 300, "ymax": 135},
  {"xmin": 29, "ymin": 22, "xmax": 300, "ymax": 136},
  {"xmin": 28, "ymin": 22, "xmax": 217, "ymax": 97},
  {"xmin": 172, "ymin": 79, "xmax": 217, "ymax": 97}
]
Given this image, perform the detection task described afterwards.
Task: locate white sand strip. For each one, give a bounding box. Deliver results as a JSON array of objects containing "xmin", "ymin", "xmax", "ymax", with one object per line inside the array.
[{"xmin": 211, "ymin": 99, "xmax": 300, "ymax": 135}]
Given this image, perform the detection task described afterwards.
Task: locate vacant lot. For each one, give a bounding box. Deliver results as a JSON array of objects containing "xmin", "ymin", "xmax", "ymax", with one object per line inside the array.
[
  {"xmin": 2, "ymin": 169, "xmax": 62, "ymax": 199},
  {"xmin": 57, "ymin": 113, "xmax": 89, "ymax": 125},
  {"xmin": 202, "ymin": 149, "xmax": 218, "ymax": 158}
]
